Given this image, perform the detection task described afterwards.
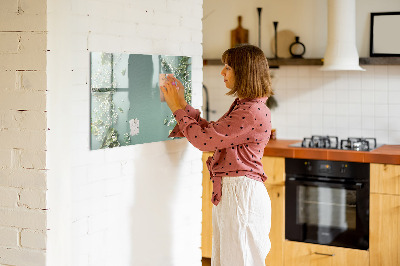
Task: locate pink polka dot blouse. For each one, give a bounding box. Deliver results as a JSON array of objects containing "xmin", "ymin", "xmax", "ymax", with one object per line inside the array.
[{"xmin": 169, "ymin": 97, "xmax": 272, "ymax": 206}]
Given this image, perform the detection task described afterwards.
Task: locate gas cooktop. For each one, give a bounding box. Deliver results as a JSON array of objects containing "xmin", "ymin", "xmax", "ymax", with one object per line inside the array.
[{"xmin": 289, "ymin": 135, "xmax": 382, "ymax": 151}]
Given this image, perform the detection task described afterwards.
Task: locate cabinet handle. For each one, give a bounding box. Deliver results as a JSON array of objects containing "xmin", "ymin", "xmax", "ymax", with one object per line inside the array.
[{"xmin": 314, "ymin": 252, "xmax": 335, "ymax": 257}]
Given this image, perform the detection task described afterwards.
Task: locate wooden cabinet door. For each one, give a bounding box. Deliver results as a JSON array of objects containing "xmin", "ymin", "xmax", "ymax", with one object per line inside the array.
[
  {"xmin": 370, "ymin": 193, "xmax": 400, "ymax": 266},
  {"xmin": 262, "ymin": 156, "xmax": 285, "ymax": 186},
  {"xmin": 264, "ymin": 184, "xmax": 284, "ymax": 266},
  {"xmin": 262, "ymin": 156, "xmax": 285, "ymax": 265},
  {"xmin": 284, "ymin": 241, "xmax": 369, "ymax": 266},
  {"xmin": 201, "ymin": 152, "xmax": 213, "ymax": 258},
  {"xmin": 370, "ymin": 163, "xmax": 400, "ymax": 195}
]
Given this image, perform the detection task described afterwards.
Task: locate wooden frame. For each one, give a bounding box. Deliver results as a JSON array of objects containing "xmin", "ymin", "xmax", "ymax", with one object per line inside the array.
[{"xmin": 370, "ymin": 12, "xmax": 400, "ymax": 57}]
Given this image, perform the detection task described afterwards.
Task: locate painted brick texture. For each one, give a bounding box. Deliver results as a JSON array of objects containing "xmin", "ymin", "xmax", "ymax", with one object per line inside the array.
[
  {"xmin": 0, "ymin": 0, "xmax": 47, "ymax": 265},
  {"xmin": 0, "ymin": 227, "xmax": 19, "ymax": 247},
  {"xmin": 46, "ymin": 0, "xmax": 203, "ymax": 266},
  {"xmin": 3, "ymin": 1, "xmax": 203, "ymax": 265},
  {"xmin": 21, "ymin": 229, "xmax": 47, "ymax": 250}
]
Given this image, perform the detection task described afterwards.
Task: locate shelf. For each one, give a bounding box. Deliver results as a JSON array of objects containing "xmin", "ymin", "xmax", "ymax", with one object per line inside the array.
[
  {"xmin": 268, "ymin": 58, "xmax": 323, "ymax": 67},
  {"xmin": 202, "ymin": 59, "xmax": 223, "ymax": 66},
  {"xmin": 203, "ymin": 57, "xmax": 400, "ymax": 67},
  {"xmin": 359, "ymin": 57, "xmax": 400, "ymax": 65},
  {"xmin": 203, "ymin": 58, "xmax": 322, "ymax": 67}
]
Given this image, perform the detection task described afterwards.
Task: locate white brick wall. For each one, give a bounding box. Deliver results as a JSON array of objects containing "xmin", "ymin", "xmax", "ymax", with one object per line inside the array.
[
  {"xmin": 0, "ymin": 187, "xmax": 19, "ymax": 208},
  {"xmin": 47, "ymin": 1, "xmax": 203, "ymax": 266},
  {"xmin": 0, "ymin": 227, "xmax": 19, "ymax": 247},
  {"xmin": 0, "ymin": 248, "xmax": 46, "ymax": 266},
  {"xmin": 0, "ymin": 0, "xmax": 48, "ymax": 265},
  {"xmin": 21, "ymin": 229, "xmax": 47, "ymax": 250},
  {"xmin": 2, "ymin": 0, "xmax": 204, "ymax": 264}
]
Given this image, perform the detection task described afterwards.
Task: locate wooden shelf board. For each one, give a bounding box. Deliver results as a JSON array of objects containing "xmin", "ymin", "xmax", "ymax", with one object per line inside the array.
[
  {"xmin": 359, "ymin": 57, "xmax": 400, "ymax": 65},
  {"xmin": 203, "ymin": 58, "xmax": 323, "ymax": 67},
  {"xmin": 268, "ymin": 58, "xmax": 323, "ymax": 66},
  {"xmin": 204, "ymin": 57, "xmax": 400, "ymax": 67}
]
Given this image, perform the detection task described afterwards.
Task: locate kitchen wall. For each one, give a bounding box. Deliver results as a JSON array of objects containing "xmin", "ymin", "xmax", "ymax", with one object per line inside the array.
[
  {"xmin": 0, "ymin": 0, "xmax": 48, "ymax": 265},
  {"xmin": 1, "ymin": 0, "xmax": 203, "ymax": 265},
  {"xmin": 271, "ymin": 65, "xmax": 400, "ymax": 144},
  {"xmin": 46, "ymin": 0, "xmax": 203, "ymax": 265},
  {"xmin": 203, "ymin": 0, "xmax": 400, "ymax": 144}
]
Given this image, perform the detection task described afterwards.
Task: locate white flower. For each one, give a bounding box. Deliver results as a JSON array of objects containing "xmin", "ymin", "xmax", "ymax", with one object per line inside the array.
[{"xmin": 129, "ymin": 118, "xmax": 140, "ymax": 136}]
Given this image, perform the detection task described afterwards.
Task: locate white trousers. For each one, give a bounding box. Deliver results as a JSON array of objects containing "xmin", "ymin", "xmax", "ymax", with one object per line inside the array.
[{"xmin": 212, "ymin": 176, "xmax": 271, "ymax": 266}]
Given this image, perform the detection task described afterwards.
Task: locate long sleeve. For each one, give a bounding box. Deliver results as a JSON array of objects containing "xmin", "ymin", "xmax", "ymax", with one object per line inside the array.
[
  {"xmin": 172, "ymin": 105, "xmax": 258, "ymax": 152},
  {"xmin": 168, "ymin": 104, "xmax": 210, "ymax": 138}
]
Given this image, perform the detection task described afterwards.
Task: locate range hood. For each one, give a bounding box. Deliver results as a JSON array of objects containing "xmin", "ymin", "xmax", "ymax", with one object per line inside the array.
[{"xmin": 320, "ymin": 0, "xmax": 365, "ymax": 71}]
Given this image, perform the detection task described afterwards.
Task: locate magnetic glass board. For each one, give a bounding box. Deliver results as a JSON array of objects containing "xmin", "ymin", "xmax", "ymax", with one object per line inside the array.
[{"xmin": 90, "ymin": 52, "xmax": 192, "ymax": 149}]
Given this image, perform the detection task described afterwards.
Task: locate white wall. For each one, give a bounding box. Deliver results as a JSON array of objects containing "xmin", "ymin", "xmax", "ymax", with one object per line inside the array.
[
  {"xmin": 271, "ymin": 65, "xmax": 400, "ymax": 144},
  {"xmin": 203, "ymin": 0, "xmax": 400, "ymax": 145},
  {"xmin": 204, "ymin": 0, "xmax": 326, "ymax": 59},
  {"xmin": 47, "ymin": 0, "xmax": 203, "ymax": 266},
  {"xmin": 204, "ymin": 65, "xmax": 400, "ymax": 144},
  {"xmin": 0, "ymin": 0, "xmax": 48, "ymax": 265},
  {"xmin": 203, "ymin": 0, "xmax": 400, "ymax": 58}
]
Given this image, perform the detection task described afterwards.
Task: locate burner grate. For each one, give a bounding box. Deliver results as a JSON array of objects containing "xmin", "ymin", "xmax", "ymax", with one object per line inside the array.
[
  {"xmin": 340, "ymin": 137, "xmax": 377, "ymax": 151},
  {"xmin": 296, "ymin": 136, "xmax": 378, "ymax": 151},
  {"xmin": 301, "ymin": 135, "xmax": 339, "ymax": 149}
]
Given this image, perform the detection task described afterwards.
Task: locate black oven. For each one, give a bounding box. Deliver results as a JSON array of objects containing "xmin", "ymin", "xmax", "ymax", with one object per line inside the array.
[{"xmin": 285, "ymin": 158, "xmax": 369, "ymax": 250}]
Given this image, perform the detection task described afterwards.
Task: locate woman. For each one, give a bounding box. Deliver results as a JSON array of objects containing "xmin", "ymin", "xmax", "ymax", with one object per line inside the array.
[{"xmin": 161, "ymin": 44, "xmax": 273, "ymax": 266}]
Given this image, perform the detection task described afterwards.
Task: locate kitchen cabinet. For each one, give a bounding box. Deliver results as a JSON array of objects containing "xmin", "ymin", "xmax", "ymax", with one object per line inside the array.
[
  {"xmin": 201, "ymin": 152, "xmax": 213, "ymax": 258},
  {"xmin": 261, "ymin": 156, "xmax": 285, "ymax": 266},
  {"xmin": 202, "ymin": 156, "xmax": 400, "ymax": 265},
  {"xmin": 261, "ymin": 156, "xmax": 285, "ymax": 186},
  {"xmin": 284, "ymin": 241, "xmax": 369, "ymax": 266},
  {"xmin": 370, "ymin": 193, "xmax": 400, "ymax": 266},
  {"xmin": 370, "ymin": 163, "xmax": 400, "ymax": 266},
  {"xmin": 370, "ymin": 163, "xmax": 400, "ymax": 195},
  {"xmin": 201, "ymin": 154, "xmax": 286, "ymax": 266},
  {"xmin": 264, "ymin": 184, "xmax": 284, "ymax": 266}
]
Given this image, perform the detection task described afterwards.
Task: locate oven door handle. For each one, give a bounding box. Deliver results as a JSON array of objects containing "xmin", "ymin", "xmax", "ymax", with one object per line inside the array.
[{"xmin": 287, "ymin": 177, "xmax": 364, "ymax": 189}]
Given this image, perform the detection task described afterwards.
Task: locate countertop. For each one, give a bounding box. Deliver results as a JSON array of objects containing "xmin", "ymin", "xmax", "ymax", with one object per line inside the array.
[{"xmin": 263, "ymin": 139, "xmax": 400, "ymax": 165}]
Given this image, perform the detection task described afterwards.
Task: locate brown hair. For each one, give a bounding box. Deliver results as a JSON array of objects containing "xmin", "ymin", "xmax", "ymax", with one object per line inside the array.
[{"xmin": 221, "ymin": 44, "xmax": 273, "ymax": 99}]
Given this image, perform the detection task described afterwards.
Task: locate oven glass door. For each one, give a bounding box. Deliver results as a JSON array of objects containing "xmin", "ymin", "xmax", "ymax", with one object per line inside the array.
[
  {"xmin": 286, "ymin": 179, "xmax": 369, "ymax": 250},
  {"xmin": 298, "ymin": 185, "xmax": 356, "ymax": 229}
]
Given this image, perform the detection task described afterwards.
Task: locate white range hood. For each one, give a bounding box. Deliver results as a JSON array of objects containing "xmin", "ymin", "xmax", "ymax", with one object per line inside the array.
[{"xmin": 320, "ymin": 0, "xmax": 365, "ymax": 71}]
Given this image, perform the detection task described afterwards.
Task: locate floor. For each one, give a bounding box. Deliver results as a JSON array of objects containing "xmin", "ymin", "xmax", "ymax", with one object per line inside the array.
[{"xmin": 202, "ymin": 257, "xmax": 211, "ymax": 266}]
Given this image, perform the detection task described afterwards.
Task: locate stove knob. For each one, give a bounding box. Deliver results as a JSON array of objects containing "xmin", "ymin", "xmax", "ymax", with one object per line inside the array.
[
  {"xmin": 340, "ymin": 164, "xmax": 347, "ymax": 174},
  {"xmin": 305, "ymin": 162, "xmax": 312, "ymax": 171}
]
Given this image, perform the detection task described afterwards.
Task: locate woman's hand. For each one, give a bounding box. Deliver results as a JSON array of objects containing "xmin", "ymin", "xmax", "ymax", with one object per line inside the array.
[
  {"xmin": 169, "ymin": 76, "xmax": 187, "ymax": 108},
  {"xmin": 160, "ymin": 76, "xmax": 185, "ymax": 113}
]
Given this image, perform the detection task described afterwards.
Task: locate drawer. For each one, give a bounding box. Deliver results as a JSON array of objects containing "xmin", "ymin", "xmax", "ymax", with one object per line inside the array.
[{"xmin": 283, "ymin": 241, "xmax": 369, "ymax": 266}]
